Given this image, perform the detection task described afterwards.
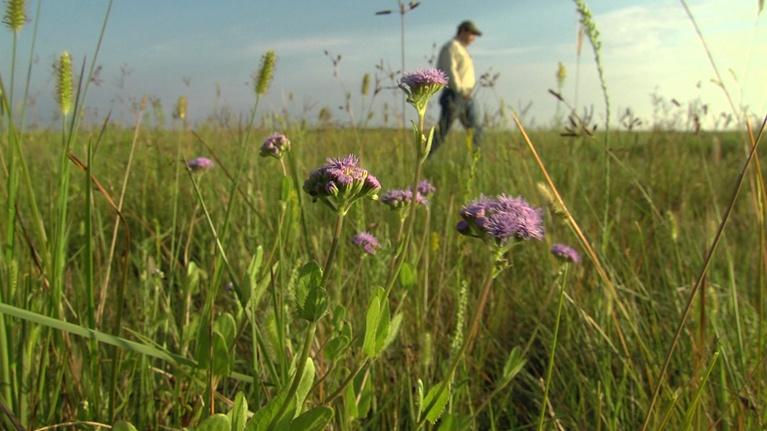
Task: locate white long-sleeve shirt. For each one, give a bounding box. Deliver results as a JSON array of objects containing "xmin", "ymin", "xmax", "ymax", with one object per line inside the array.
[{"xmin": 436, "ymin": 38, "xmax": 476, "ymax": 97}]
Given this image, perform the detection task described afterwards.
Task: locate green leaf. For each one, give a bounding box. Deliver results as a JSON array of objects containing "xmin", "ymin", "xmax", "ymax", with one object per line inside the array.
[
  {"xmin": 501, "ymin": 346, "xmax": 526, "ymax": 386},
  {"xmin": 421, "ymin": 381, "xmax": 451, "ymax": 424},
  {"xmin": 343, "ymin": 380, "xmax": 358, "ymax": 420},
  {"xmin": 362, "ymin": 290, "xmax": 382, "ymax": 358},
  {"xmin": 437, "ymin": 413, "xmax": 471, "ymax": 431},
  {"xmin": 245, "ymin": 390, "xmax": 290, "ymax": 431},
  {"xmin": 196, "ymin": 413, "xmax": 231, "ymax": 431},
  {"xmin": 238, "ymin": 248, "xmax": 263, "ymax": 306},
  {"xmin": 294, "ymin": 358, "xmax": 316, "ymax": 413},
  {"xmin": 289, "ymin": 406, "xmax": 333, "ymax": 431},
  {"xmin": 112, "ymin": 421, "xmax": 138, "ymax": 431},
  {"xmin": 194, "ymin": 316, "xmax": 212, "ymax": 368},
  {"xmin": 295, "ymin": 261, "xmax": 327, "ymax": 322},
  {"xmin": 211, "ymin": 330, "xmax": 232, "ymax": 376},
  {"xmin": 382, "ymin": 312, "xmax": 402, "ymax": 351},
  {"xmin": 281, "ymin": 175, "xmax": 292, "ymax": 202},
  {"xmin": 415, "ymin": 379, "xmax": 424, "ymax": 420},
  {"xmin": 0, "ymin": 302, "xmax": 254, "ymax": 383},
  {"xmin": 215, "ymin": 312, "xmax": 237, "ymax": 346},
  {"xmin": 398, "ymin": 262, "xmax": 416, "ymax": 290},
  {"xmin": 374, "ymin": 294, "xmax": 391, "ymax": 354},
  {"xmin": 760, "ymin": 0, "xmax": 765, "ymax": 14},
  {"xmin": 229, "ymin": 392, "xmax": 249, "ymax": 431}
]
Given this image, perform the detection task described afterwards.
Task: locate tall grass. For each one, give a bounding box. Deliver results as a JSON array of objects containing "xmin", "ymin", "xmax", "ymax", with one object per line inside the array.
[{"xmin": 0, "ymin": 1, "xmax": 765, "ymax": 430}]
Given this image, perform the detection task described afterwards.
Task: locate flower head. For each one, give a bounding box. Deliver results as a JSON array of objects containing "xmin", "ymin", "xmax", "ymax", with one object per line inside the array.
[
  {"xmin": 260, "ymin": 132, "xmax": 291, "ymax": 159},
  {"xmin": 457, "ymin": 194, "xmax": 544, "ymax": 245},
  {"xmin": 399, "ymin": 68, "xmax": 448, "ymax": 115},
  {"xmin": 417, "ymin": 179, "xmax": 436, "ymax": 196},
  {"xmin": 352, "ymin": 231, "xmax": 380, "ymax": 255},
  {"xmin": 186, "ymin": 157, "xmax": 214, "ymax": 172},
  {"xmin": 551, "ymin": 243, "xmax": 581, "ymax": 264},
  {"xmin": 381, "ymin": 188, "xmax": 428, "ymax": 209},
  {"xmin": 303, "ymin": 154, "xmax": 380, "ymax": 213}
]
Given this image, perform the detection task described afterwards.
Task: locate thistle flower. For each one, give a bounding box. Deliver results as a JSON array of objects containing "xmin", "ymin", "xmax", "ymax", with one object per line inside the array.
[
  {"xmin": 352, "ymin": 231, "xmax": 380, "ymax": 255},
  {"xmin": 186, "ymin": 157, "xmax": 214, "ymax": 172},
  {"xmin": 551, "ymin": 243, "xmax": 581, "ymax": 264},
  {"xmin": 260, "ymin": 132, "xmax": 290, "ymax": 159},
  {"xmin": 254, "ymin": 50, "xmax": 276, "ymax": 96},
  {"xmin": 56, "ymin": 52, "xmax": 73, "ymax": 117},
  {"xmin": 380, "ymin": 189, "xmax": 427, "ymax": 209},
  {"xmin": 399, "ymin": 68, "xmax": 448, "ymax": 115},
  {"xmin": 457, "ymin": 194, "xmax": 544, "ymax": 244},
  {"xmin": 303, "ymin": 154, "xmax": 380, "ymax": 213},
  {"xmin": 174, "ymin": 96, "xmax": 187, "ymax": 121},
  {"xmin": 3, "ymin": 0, "xmax": 25, "ymax": 33},
  {"xmin": 416, "ymin": 179, "xmax": 436, "ymax": 196}
]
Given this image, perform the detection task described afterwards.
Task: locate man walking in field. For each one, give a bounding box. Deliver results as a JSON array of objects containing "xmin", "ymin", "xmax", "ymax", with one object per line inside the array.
[{"xmin": 431, "ymin": 20, "xmax": 482, "ymax": 156}]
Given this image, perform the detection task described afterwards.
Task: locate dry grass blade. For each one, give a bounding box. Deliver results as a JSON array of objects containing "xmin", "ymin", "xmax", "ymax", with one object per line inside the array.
[
  {"xmin": 511, "ymin": 111, "xmax": 631, "ymax": 356},
  {"xmin": 640, "ymin": 115, "xmax": 767, "ymax": 431}
]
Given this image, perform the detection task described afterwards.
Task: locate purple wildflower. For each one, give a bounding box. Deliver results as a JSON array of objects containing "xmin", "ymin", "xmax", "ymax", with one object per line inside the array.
[
  {"xmin": 381, "ymin": 188, "xmax": 428, "ymax": 209},
  {"xmin": 417, "ymin": 179, "xmax": 436, "ymax": 196},
  {"xmin": 260, "ymin": 132, "xmax": 290, "ymax": 158},
  {"xmin": 303, "ymin": 154, "xmax": 381, "ymax": 211},
  {"xmin": 186, "ymin": 157, "xmax": 214, "ymax": 172},
  {"xmin": 400, "ymin": 68, "xmax": 448, "ymax": 90},
  {"xmin": 457, "ymin": 194, "xmax": 544, "ymax": 244},
  {"xmin": 400, "ymin": 68, "xmax": 448, "ymax": 114},
  {"xmin": 551, "ymin": 243, "xmax": 581, "ymax": 264},
  {"xmin": 352, "ymin": 231, "xmax": 380, "ymax": 255}
]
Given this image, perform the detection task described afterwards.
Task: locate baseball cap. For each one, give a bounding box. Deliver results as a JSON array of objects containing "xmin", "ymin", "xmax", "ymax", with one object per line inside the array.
[{"xmin": 458, "ymin": 20, "xmax": 482, "ymax": 36}]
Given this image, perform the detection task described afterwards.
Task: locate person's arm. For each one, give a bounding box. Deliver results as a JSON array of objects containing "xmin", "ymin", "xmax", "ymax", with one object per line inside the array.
[{"xmin": 449, "ymin": 42, "xmax": 465, "ymax": 95}]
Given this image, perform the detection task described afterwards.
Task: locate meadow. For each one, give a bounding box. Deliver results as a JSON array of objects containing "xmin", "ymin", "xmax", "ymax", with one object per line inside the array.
[{"xmin": 1, "ymin": 1, "xmax": 767, "ymax": 430}]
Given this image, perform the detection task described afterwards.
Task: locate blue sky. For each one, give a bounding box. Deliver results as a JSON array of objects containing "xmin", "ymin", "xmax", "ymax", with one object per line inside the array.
[{"xmin": 2, "ymin": 0, "xmax": 765, "ymax": 128}]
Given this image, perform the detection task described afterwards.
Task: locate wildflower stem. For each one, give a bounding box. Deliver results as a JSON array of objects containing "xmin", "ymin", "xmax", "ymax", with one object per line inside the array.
[
  {"xmin": 536, "ymin": 265, "xmax": 569, "ymax": 431},
  {"xmin": 419, "ymin": 257, "xmax": 503, "ymax": 426},
  {"xmin": 384, "ymin": 111, "xmax": 426, "ymax": 298},
  {"xmin": 321, "ymin": 211, "xmax": 346, "ymax": 287}
]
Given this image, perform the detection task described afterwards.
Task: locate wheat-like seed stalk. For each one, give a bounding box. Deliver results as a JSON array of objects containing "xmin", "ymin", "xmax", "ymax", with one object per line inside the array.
[
  {"xmin": 254, "ymin": 50, "xmax": 276, "ymax": 96},
  {"xmin": 56, "ymin": 52, "xmax": 73, "ymax": 117},
  {"xmin": 361, "ymin": 73, "xmax": 370, "ymax": 96},
  {"xmin": 174, "ymin": 95, "xmax": 187, "ymax": 120},
  {"xmin": 3, "ymin": 0, "xmax": 25, "ymax": 33}
]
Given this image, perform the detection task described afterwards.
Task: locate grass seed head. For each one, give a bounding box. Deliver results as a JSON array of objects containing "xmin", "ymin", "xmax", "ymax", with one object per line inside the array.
[
  {"xmin": 254, "ymin": 50, "xmax": 277, "ymax": 96},
  {"xmin": 56, "ymin": 51, "xmax": 73, "ymax": 117},
  {"xmin": 3, "ymin": 0, "xmax": 25, "ymax": 33},
  {"xmin": 174, "ymin": 96, "xmax": 187, "ymax": 120}
]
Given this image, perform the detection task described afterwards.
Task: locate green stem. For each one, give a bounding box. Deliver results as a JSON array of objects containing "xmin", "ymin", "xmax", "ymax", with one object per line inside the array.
[
  {"xmin": 384, "ymin": 111, "xmax": 427, "ymax": 298},
  {"xmin": 536, "ymin": 265, "xmax": 569, "ymax": 431},
  {"xmin": 321, "ymin": 212, "xmax": 346, "ymax": 287},
  {"xmin": 419, "ymin": 258, "xmax": 502, "ymax": 426}
]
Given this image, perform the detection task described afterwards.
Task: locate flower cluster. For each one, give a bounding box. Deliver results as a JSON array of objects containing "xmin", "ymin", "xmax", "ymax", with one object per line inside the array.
[
  {"xmin": 417, "ymin": 179, "xmax": 436, "ymax": 196},
  {"xmin": 381, "ymin": 189, "xmax": 428, "ymax": 209},
  {"xmin": 303, "ymin": 154, "xmax": 381, "ymax": 213},
  {"xmin": 457, "ymin": 194, "xmax": 544, "ymax": 244},
  {"xmin": 260, "ymin": 132, "xmax": 290, "ymax": 159},
  {"xmin": 551, "ymin": 243, "xmax": 581, "ymax": 264},
  {"xmin": 186, "ymin": 157, "xmax": 214, "ymax": 172},
  {"xmin": 352, "ymin": 232, "xmax": 380, "ymax": 255},
  {"xmin": 399, "ymin": 68, "xmax": 448, "ymax": 115}
]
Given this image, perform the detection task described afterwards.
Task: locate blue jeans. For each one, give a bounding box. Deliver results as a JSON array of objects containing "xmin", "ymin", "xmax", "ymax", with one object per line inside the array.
[{"xmin": 430, "ymin": 88, "xmax": 482, "ymax": 156}]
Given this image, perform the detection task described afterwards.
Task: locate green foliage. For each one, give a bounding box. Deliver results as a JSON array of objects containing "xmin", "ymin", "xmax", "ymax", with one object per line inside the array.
[{"xmin": 294, "ymin": 261, "xmax": 328, "ymax": 322}]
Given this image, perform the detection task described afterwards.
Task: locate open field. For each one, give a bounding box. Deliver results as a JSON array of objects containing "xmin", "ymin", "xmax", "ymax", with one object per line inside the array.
[{"xmin": 2, "ymin": 117, "xmax": 767, "ymax": 430}]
